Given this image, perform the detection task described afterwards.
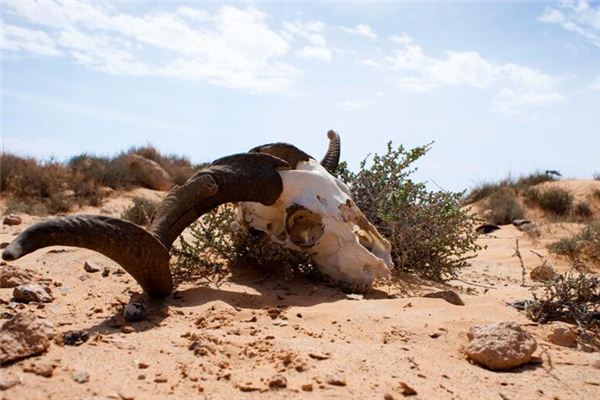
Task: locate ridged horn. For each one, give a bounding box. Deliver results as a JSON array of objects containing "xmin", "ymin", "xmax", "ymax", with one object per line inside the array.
[
  {"xmin": 2, "ymin": 216, "xmax": 172, "ymax": 298},
  {"xmin": 320, "ymin": 130, "xmax": 341, "ymax": 173},
  {"xmin": 2, "ymin": 152, "xmax": 289, "ymax": 298}
]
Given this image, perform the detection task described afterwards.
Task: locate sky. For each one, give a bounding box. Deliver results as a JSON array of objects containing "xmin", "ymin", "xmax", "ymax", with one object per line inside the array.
[{"xmin": 1, "ymin": 0, "xmax": 599, "ymax": 192}]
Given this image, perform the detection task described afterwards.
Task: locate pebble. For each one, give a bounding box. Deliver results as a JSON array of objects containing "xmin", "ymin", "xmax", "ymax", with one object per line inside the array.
[
  {"xmin": 3, "ymin": 215, "xmax": 22, "ymax": 226},
  {"xmin": 301, "ymin": 383, "xmax": 313, "ymax": 392},
  {"xmin": 62, "ymin": 330, "xmax": 89, "ymax": 346},
  {"xmin": 154, "ymin": 375, "xmax": 168, "ymax": 383},
  {"xmin": 72, "ymin": 370, "xmax": 90, "ymax": 384},
  {"xmin": 124, "ymin": 303, "xmax": 146, "ymax": 322},
  {"xmin": 12, "ymin": 283, "xmax": 54, "ymax": 303},
  {"xmin": 326, "ymin": 373, "xmax": 346, "ymax": 386},
  {"xmin": 399, "ymin": 382, "xmax": 417, "ymax": 396},
  {"xmin": 83, "ymin": 261, "xmax": 100, "ymax": 273},
  {"xmin": 122, "ymin": 326, "xmax": 135, "ymax": 334},
  {"xmin": 268, "ymin": 375, "xmax": 287, "ymax": 389},
  {"xmin": 0, "ymin": 377, "xmax": 19, "ymax": 391}
]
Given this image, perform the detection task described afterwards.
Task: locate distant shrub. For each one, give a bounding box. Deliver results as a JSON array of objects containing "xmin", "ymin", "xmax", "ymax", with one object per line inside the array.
[
  {"xmin": 123, "ymin": 145, "xmax": 196, "ymax": 185},
  {"xmin": 548, "ymin": 221, "xmax": 600, "ymax": 265},
  {"xmin": 486, "ymin": 189, "xmax": 524, "ymax": 225},
  {"xmin": 528, "ymin": 187, "xmax": 573, "ymax": 216},
  {"xmin": 573, "ymin": 202, "xmax": 593, "ymax": 220},
  {"xmin": 121, "ymin": 197, "xmax": 159, "ymax": 226},
  {"xmin": 593, "ymin": 172, "xmax": 600, "ymax": 181},
  {"xmin": 463, "ymin": 171, "xmax": 557, "ymax": 205}
]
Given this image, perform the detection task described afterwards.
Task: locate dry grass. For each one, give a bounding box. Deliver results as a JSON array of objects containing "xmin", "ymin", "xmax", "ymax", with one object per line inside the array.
[
  {"xmin": 548, "ymin": 221, "xmax": 600, "ymax": 266},
  {"xmin": 486, "ymin": 189, "xmax": 524, "ymax": 225},
  {"xmin": 121, "ymin": 197, "xmax": 159, "ymax": 226},
  {"xmin": 464, "ymin": 171, "xmax": 557, "ymax": 205},
  {"xmin": 525, "ymin": 187, "xmax": 574, "ymax": 216}
]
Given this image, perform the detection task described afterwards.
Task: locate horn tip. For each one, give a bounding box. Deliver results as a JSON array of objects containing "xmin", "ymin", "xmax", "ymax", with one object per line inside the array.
[
  {"xmin": 2, "ymin": 244, "xmax": 20, "ymax": 261},
  {"xmin": 327, "ymin": 130, "xmax": 337, "ymax": 140}
]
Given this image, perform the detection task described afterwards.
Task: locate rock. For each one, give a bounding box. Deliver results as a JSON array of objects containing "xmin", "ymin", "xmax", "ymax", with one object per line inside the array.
[
  {"xmin": 102, "ymin": 267, "xmax": 111, "ymax": 277},
  {"xmin": 83, "ymin": 261, "xmax": 100, "ymax": 273},
  {"xmin": 423, "ymin": 290, "xmax": 464, "ymax": 306},
  {"xmin": 3, "ymin": 215, "xmax": 22, "ymax": 226},
  {"xmin": 0, "ymin": 312, "xmax": 50, "ymax": 364},
  {"xmin": 399, "ymin": 382, "xmax": 417, "ymax": 396},
  {"xmin": 512, "ymin": 219, "xmax": 540, "ymax": 235},
  {"xmin": 465, "ymin": 322, "xmax": 537, "ymax": 371},
  {"xmin": 592, "ymin": 356, "xmax": 600, "ymax": 369},
  {"xmin": 475, "ymin": 224, "xmax": 500, "ymax": 234},
  {"xmin": 512, "ymin": 219, "xmax": 532, "ymax": 227},
  {"xmin": 121, "ymin": 326, "xmax": 135, "ymax": 334},
  {"xmin": 123, "ymin": 303, "xmax": 146, "ymax": 322},
  {"xmin": 0, "ymin": 264, "xmax": 36, "ymax": 288},
  {"xmin": 154, "ymin": 375, "xmax": 168, "ymax": 383},
  {"xmin": 24, "ymin": 362, "xmax": 55, "ymax": 378},
  {"xmin": 119, "ymin": 389, "xmax": 135, "ymax": 400},
  {"xmin": 301, "ymin": 383, "xmax": 313, "ymax": 392},
  {"xmin": 62, "ymin": 330, "xmax": 89, "ymax": 346},
  {"xmin": 268, "ymin": 375, "xmax": 287, "ymax": 389},
  {"xmin": 0, "ymin": 242, "xmax": 9, "ymax": 249},
  {"xmin": 13, "ymin": 283, "xmax": 54, "ymax": 303},
  {"xmin": 0, "ymin": 377, "xmax": 19, "ymax": 391},
  {"xmin": 72, "ymin": 370, "xmax": 89, "ymax": 384},
  {"xmin": 326, "ymin": 373, "xmax": 346, "ymax": 386},
  {"xmin": 126, "ymin": 154, "xmax": 174, "ymax": 191},
  {"xmin": 530, "ymin": 265, "xmax": 556, "ymax": 282},
  {"xmin": 547, "ymin": 325, "xmax": 578, "ymax": 348},
  {"xmin": 138, "ymin": 361, "xmax": 150, "ymax": 369}
]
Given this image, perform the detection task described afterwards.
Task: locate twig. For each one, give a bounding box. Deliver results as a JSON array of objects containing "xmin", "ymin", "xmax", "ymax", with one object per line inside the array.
[
  {"xmin": 512, "ymin": 239, "xmax": 527, "ymax": 287},
  {"xmin": 452, "ymin": 277, "xmax": 497, "ymax": 289}
]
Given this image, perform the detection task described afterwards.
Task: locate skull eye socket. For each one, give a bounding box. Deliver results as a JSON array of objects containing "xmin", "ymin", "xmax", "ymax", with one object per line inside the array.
[
  {"xmin": 353, "ymin": 226, "xmax": 374, "ymax": 251},
  {"xmin": 285, "ymin": 204, "xmax": 324, "ymax": 248}
]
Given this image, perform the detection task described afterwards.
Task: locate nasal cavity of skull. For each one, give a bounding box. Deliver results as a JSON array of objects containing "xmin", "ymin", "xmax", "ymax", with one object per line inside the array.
[
  {"xmin": 285, "ymin": 204, "xmax": 324, "ymax": 248},
  {"xmin": 353, "ymin": 225, "xmax": 374, "ymax": 251}
]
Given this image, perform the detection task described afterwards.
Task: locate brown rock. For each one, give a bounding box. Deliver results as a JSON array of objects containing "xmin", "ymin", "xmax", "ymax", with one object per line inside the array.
[
  {"xmin": 83, "ymin": 261, "xmax": 100, "ymax": 273},
  {"xmin": 0, "ymin": 264, "xmax": 36, "ymax": 288},
  {"xmin": 326, "ymin": 373, "xmax": 346, "ymax": 386},
  {"xmin": 0, "ymin": 313, "xmax": 50, "ymax": 364},
  {"xmin": 530, "ymin": 265, "xmax": 557, "ymax": 282},
  {"xmin": 0, "ymin": 377, "xmax": 19, "ymax": 391},
  {"xmin": 547, "ymin": 324, "xmax": 578, "ymax": 348},
  {"xmin": 301, "ymin": 383, "xmax": 313, "ymax": 391},
  {"xmin": 465, "ymin": 322, "xmax": 537, "ymax": 370},
  {"xmin": 423, "ymin": 290, "xmax": 464, "ymax": 306},
  {"xmin": 13, "ymin": 283, "xmax": 54, "ymax": 303},
  {"xmin": 268, "ymin": 375, "xmax": 287, "ymax": 389},
  {"xmin": 126, "ymin": 154, "xmax": 174, "ymax": 191},
  {"xmin": 399, "ymin": 382, "xmax": 417, "ymax": 396},
  {"xmin": 98, "ymin": 186, "xmax": 115, "ymax": 198},
  {"xmin": 24, "ymin": 362, "xmax": 55, "ymax": 378},
  {"xmin": 3, "ymin": 215, "xmax": 22, "ymax": 226}
]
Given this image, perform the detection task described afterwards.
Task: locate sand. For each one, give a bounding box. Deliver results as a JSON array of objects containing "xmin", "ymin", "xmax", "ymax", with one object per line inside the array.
[{"xmin": 1, "ymin": 190, "xmax": 599, "ymax": 400}]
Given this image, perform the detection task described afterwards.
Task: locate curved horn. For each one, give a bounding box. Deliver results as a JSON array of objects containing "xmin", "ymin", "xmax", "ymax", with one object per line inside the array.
[
  {"xmin": 2, "ymin": 152, "xmax": 288, "ymax": 298},
  {"xmin": 2, "ymin": 216, "xmax": 172, "ymax": 298},
  {"xmin": 320, "ymin": 130, "xmax": 340, "ymax": 173}
]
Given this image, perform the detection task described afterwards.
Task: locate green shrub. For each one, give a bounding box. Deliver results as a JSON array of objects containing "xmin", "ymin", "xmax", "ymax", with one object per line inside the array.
[
  {"xmin": 121, "ymin": 197, "xmax": 159, "ymax": 226},
  {"xmin": 486, "ymin": 189, "xmax": 524, "ymax": 225}
]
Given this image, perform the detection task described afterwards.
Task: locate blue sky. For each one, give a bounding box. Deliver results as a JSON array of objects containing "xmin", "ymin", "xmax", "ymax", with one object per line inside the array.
[{"xmin": 1, "ymin": 0, "xmax": 599, "ymax": 191}]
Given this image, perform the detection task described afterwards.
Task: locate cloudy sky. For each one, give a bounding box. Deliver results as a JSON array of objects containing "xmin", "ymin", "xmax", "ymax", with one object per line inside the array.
[{"xmin": 1, "ymin": 0, "xmax": 599, "ymax": 191}]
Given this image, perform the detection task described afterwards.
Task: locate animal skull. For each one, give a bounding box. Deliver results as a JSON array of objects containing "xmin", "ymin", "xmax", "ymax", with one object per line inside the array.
[{"xmin": 236, "ymin": 158, "xmax": 393, "ymax": 292}]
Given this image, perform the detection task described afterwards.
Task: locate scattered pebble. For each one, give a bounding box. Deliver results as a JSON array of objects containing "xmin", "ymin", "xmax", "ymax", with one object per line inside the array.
[
  {"xmin": 423, "ymin": 290, "xmax": 464, "ymax": 306},
  {"xmin": 399, "ymin": 381, "xmax": 417, "ymax": 396},
  {"xmin": 13, "ymin": 283, "xmax": 54, "ymax": 303},
  {"xmin": 547, "ymin": 324, "xmax": 578, "ymax": 348},
  {"xmin": 24, "ymin": 362, "xmax": 54, "ymax": 378},
  {"xmin": 72, "ymin": 370, "xmax": 89, "ymax": 384},
  {"xmin": 3, "ymin": 215, "xmax": 22, "ymax": 226},
  {"xmin": 0, "ymin": 265, "xmax": 36, "ymax": 288},
  {"xmin": 137, "ymin": 361, "xmax": 149, "ymax": 369},
  {"xmin": 102, "ymin": 267, "xmax": 111, "ymax": 277},
  {"xmin": 309, "ymin": 352, "xmax": 330, "ymax": 360},
  {"xmin": 62, "ymin": 330, "xmax": 89, "ymax": 346},
  {"xmin": 83, "ymin": 261, "xmax": 100, "ymax": 273},
  {"xmin": 326, "ymin": 373, "xmax": 346, "ymax": 386},
  {"xmin": 301, "ymin": 383, "xmax": 313, "ymax": 392},
  {"xmin": 124, "ymin": 303, "xmax": 146, "ymax": 322},
  {"xmin": 122, "ymin": 326, "xmax": 135, "ymax": 334},
  {"xmin": 0, "ymin": 377, "xmax": 19, "ymax": 391},
  {"xmin": 154, "ymin": 375, "xmax": 168, "ymax": 383},
  {"xmin": 268, "ymin": 375, "xmax": 287, "ymax": 390}
]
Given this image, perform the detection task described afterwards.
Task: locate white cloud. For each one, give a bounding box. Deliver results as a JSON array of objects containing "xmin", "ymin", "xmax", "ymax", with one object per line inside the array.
[
  {"xmin": 2, "ymin": 2, "xmax": 299, "ymax": 93},
  {"xmin": 336, "ymin": 99, "xmax": 377, "ymax": 110},
  {"xmin": 297, "ymin": 46, "xmax": 332, "ymax": 62},
  {"xmin": 340, "ymin": 24, "xmax": 376, "ymax": 39},
  {"xmin": 368, "ymin": 37, "xmax": 565, "ymax": 115},
  {"xmin": 283, "ymin": 20, "xmax": 332, "ymax": 62},
  {"xmin": 589, "ymin": 75, "xmax": 600, "ymax": 91},
  {"xmin": 538, "ymin": 0, "xmax": 600, "ymax": 47},
  {"xmin": 1, "ymin": 24, "xmax": 63, "ymax": 56},
  {"xmin": 389, "ymin": 33, "xmax": 413, "ymax": 45}
]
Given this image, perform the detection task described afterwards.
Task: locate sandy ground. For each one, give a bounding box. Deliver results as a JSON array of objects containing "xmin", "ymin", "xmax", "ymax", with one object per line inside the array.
[{"xmin": 1, "ymin": 190, "xmax": 599, "ymax": 400}]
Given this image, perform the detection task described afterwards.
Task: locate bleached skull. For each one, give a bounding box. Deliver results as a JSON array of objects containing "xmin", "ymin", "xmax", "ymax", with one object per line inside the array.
[{"xmin": 236, "ymin": 158, "xmax": 393, "ymax": 292}]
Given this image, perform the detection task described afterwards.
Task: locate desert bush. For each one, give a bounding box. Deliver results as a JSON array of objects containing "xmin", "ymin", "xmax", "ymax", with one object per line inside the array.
[
  {"xmin": 524, "ymin": 270, "xmax": 600, "ymax": 342},
  {"xmin": 121, "ymin": 197, "xmax": 159, "ymax": 226},
  {"xmin": 123, "ymin": 145, "xmax": 196, "ymax": 185},
  {"xmin": 174, "ymin": 142, "xmax": 482, "ymax": 286},
  {"xmin": 527, "ymin": 187, "xmax": 573, "ymax": 216},
  {"xmin": 548, "ymin": 221, "xmax": 600, "ymax": 265},
  {"xmin": 593, "ymin": 172, "xmax": 600, "ymax": 181},
  {"xmin": 463, "ymin": 171, "xmax": 557, "ymax": 205},
  {"xmin": 572, "ymin": 202, "xmax": 593, "ymax": 220},
  {"xmin": 486, "ymin": 189, "xmax": 524, "ymax": 225}
]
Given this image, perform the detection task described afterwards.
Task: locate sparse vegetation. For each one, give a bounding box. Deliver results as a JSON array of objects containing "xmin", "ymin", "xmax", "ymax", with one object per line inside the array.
[
  {"xmin": 175, "ymin": 142, "xmax": 483, "ymax": 285},
  {"xmin": 573, "ymin": 202, "xmax": 593, "ymax": 220},
  {"xmin": 1, "ymin": 145, "xmax": 198, "ymax": 215},
  {"xmin": 464, "ymin": 171, "xmax": 557, "ymax": 205},
  {"xmin": 593, "ymin": 172, "xmax": 600, "ymax": 181},
  {"xmin": 548, "ymin": 221, "xmax": 600, "ymax": 266},
  {"xmin": 524, "ymin": 269, "xmax": 600, "ymax": 347},
  {"xmin": 121, "ymin": 197, "xmax": 159, "ymax": 226},
  {"xmin": 486, "ymin": 189, "xmax": 524, "ymax": 225},
  {"xmin": 526, "ymin": 187, "xmax": 573, "ymax": 216}
]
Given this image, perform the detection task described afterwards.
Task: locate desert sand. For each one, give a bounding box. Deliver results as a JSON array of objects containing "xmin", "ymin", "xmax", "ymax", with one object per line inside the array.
[{"xmin": 1, "ymin": 186, "xmax": 599, "ymax": 400}]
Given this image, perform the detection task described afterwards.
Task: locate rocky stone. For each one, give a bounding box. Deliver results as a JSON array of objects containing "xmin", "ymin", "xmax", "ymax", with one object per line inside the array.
[
  {"xmin": 126, "ymin": 154, "xmax": 174, "ymax": 191},
  {"xmin": 102, "ymin": 267, "xmax": 111, "ymax": 277},
  {"xmin": 530, "ymin": 264, "xmax": 557, "ymax": 283},
  {"xmin": 123, "ymin": 302, "xmax": 146, "ymax": 322},
  {"xmin": 24, "ymin": 362, "xmax": 55, "ymax": 378},
  {"xmin": 0, "ymin": 264, "xmax": 36, "ymax": 288},
  {"xmin": 423, "ymin": 290, "xmax": 464, "ymax": 306},
  {"xmin": 465, "ymin": 322, "xmax": 537, "ymax": 370},
  {"xmin": 98, "ymin": 186, "xmax": 115, "ymax": 198},
  {"xmin": 475, "ymin": 224, "xmax": 500, "ymax": 234},
  {"xmin": 83, "ymin": 261, "xmax": 100, "ymax": 273},
  {"xmin": 72, "ymin": 370, "xmax": 89, "ymax": 384},
  {"xmin": 399, "ymin": 382, "xmax": 417, "ymax": 396},
  {"xmin": 0, "ymin": 242, "xmax": 9, "ymax": 249},
  {"xmin": 13, "ymin": 283, "xmax": 54, "ymax": 303},
  {"xmin": 0, "ymin": 312, "xmax": 51, "ymax": 364},
  {"xmin": 119, "ymin": 389, "xmax": 135, "ymax": 400},
  {"xmin": 326, "ymin": 373, "xmax": 346, "ymax": 386},
  {"xmin": 301, "ymin": 383, "xmax": 313, "ymax": 392},
  {"xmin": 62, "ymin": 330, "xmax": 89, "ymax": 346},
  {"xmin": 268, "ymin": 375, "xmax": 287, "ymax": 389},
  {"xmin": 547, "ymin": 324, "xmax": 578, "ymax": 348},
  {"xmin": 0, "ymin": 377, "xmax": 19, "ymax": 391},
  {"xmin": 3, "ymin": 215, "xmax": 22, "ymax": 226}
]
